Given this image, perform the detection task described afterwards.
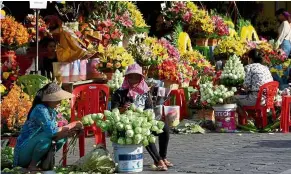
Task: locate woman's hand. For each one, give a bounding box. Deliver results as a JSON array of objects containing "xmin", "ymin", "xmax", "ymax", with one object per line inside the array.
[{"xmin": 119, "ymin": 103, "xmax": 131, "ymax": 114}]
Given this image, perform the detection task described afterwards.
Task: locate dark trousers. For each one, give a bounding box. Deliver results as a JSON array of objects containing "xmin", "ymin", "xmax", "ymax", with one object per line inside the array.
[{"xmin": 145, "ymin": 123, "xmax": 170, "ymax": 163}]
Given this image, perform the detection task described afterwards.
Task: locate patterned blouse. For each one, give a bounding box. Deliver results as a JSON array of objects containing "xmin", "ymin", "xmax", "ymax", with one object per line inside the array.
[
  {"xmin": 244, "ymin": 63, "xmax": 273, "ymax": 92},
  {"xmin": 13, "ymin": 104, "xmax": 58, "ymax": 166}
]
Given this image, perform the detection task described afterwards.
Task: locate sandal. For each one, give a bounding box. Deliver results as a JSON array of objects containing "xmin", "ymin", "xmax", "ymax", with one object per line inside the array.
[
  {"xmin": 154, "ymin": 162, "xmax": 168, "ymax": 171},
  {"xmin": 163, "ymin": 159, "xmax": 174, "ymax": 167}
]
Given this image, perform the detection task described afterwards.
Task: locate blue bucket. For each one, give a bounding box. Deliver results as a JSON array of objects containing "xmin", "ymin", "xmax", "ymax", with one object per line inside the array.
[{"xmin": 113, "ymin": 144, "xmax": 143, "ymax": 173}]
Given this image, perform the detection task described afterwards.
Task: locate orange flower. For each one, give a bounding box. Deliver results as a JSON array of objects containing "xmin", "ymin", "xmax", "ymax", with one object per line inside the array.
[
  {"xmin": 1, "ymin": 84, "xmax": 32, "ymax": 130},
  {"xmin": 1, "ymin": 16, "xmax": 29, "ymax": 49}
]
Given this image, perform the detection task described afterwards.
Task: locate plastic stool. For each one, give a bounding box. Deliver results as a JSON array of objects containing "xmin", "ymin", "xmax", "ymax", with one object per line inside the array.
[
  {"xmin": 62, "ymin": 84, "xmax": 109, "ymax": 166},
  {"xmin": 281, "ymin": 95, "xmax": 291, "ymax": 133}
]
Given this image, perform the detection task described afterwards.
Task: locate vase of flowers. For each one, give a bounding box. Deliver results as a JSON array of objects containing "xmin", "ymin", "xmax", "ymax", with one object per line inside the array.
[{"xmin": 96, "ymin": 44, "xmax": 134, "ymax": 74}]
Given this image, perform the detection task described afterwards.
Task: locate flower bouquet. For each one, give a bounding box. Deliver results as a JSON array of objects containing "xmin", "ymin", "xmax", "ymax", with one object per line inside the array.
[
  {"xmin": 87, "ymin": 1, "xmax": 148, "ymax": 45},
  {"xmin": 1, "ymin": 16, "xmax": 29, "ymax": 50},
  {"xmin": 214, "ymin": 37, "xmax": 247, "ymax": 58},
  {"xmin": 186, "ymin": 2, "xmax": 215, "ymax": 38},
  {"xmin": 89, "ymin": 19, "xmax": 123, "ymax": 47},
  {"xmin": 127, "ymin": 35, "xmax": 156, "ymax": 66},
  {"xmin": 144, "ymin": 37, "xmax": 169, "ymax": 65},
  {"xmin": 211, "ymin": 15, "xmax": 229, "ymax": 38},
  {"xmin": 1, "ymin": 52, "xmax": 20, "ymax": 93},
  {"xmin": 220, "ymin": 54, "xmax": 245, "ymax": 86},
  {"xmin": 161, "ymin": 2, "xmax": 215, "ymax": 38},
  {"xmin": 158, "ymin": 59, "xmax": 180, "ymax": 87},
  {"xmin": 107, "ymin": 69, "xmax": 125, "ymax": 93},
  {"xmin": 199, "ymin": 81, "xmax": 237, "ymax": 107},
  {"xmin": 97, "ymin": 44, "xmax": 134, "ymax": 72},
  {"xmin": 81, "ymin": 105, "xmax": 165, "ymax": 146},
  {"xmin": 24, "ymin": 14, "xmax": 50, "ymax": 43},
  {"xmin": 177, "ymin": 61, "xmax": 194, "ymax": 87},
  {"xmin": 180, "ymin": 50, "xmax": 215, "ymax": 85},
  {"xmin": 1, "ymin": 84, "xmax": 32, "ymax": 134}
]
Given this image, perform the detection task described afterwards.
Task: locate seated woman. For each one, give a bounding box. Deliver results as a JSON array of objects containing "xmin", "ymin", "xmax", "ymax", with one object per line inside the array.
[
  {"xmin": 235, "ymin": 49, "xmax": 273, "ymax": 121},
  {"xmin": 111, "ymin": 63, "xmax": 173, "ymax": 171},
  {"xmin": 13, "ymin": 82, "xmax": 83, "ymax": 171}
]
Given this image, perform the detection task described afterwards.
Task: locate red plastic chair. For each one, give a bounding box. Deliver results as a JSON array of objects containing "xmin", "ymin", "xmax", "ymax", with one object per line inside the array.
[
  {"xmin": 240, "ymin": 81, "xmax": 279, "ymax": 128},
  {"xmin": 62, "ymin": 84, "xmax": 109, "ymax": 166},
  {"xmin": 280, "ymin": 95, "xmax": 291, "ymax": 133},
  {"xmin": 164, "ymin": 89, "xmax": 187, "ymax": 120}
]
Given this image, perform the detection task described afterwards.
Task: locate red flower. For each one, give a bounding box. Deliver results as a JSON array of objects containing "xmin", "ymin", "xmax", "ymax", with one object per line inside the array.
[
  {"xmin": 9, "ymin": 75, "xmax": 17, "ymax": 81},
  {"xmin": 104, "ymin": 34, "xmax": 110, "ymax": 39},
  {"xmin": 97, "ymin": 26, "xmax": 103, "ymax": 31}
]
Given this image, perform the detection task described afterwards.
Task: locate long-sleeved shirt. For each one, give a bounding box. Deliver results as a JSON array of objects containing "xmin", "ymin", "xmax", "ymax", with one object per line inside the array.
[
  {"xmin": 277, "ymin": 21, "xmax": 291, "ymax": 46},
  {"xmin": 13, "ymin": 104, "xmax": 58, "ymax": 166}
]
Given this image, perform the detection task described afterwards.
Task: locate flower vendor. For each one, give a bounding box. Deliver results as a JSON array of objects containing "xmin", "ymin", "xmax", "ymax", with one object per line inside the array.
[
  {"xmin": 275, "ymin": 9, "xmax": 291, "ymax": 57},
  {"xmin": 40, "ymin": 37, "xmax": 58, "ymax": 80},
  {"xmin": 111, "ymin": 63, "xmax": 172, "ymax": 171},
  {"xmin": 234, "ymin": 49, "xmax": 273, "ymax": 117},
  {"xmin": 13, "ymin": 83, "xmax": 83, "ymax": 172}
]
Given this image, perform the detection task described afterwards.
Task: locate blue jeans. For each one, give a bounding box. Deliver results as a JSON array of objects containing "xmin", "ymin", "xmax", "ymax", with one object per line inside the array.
[
  {"xmin": 17, "ymin": 132, "xmax": 66, "ymax": 168},
  {"xmin": 280, "ymin": 40, "xmax": 291, "ymax": 57}
]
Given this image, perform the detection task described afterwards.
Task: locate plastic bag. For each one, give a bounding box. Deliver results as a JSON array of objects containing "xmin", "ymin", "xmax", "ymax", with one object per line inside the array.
[
  {"xmin": 56, "ymin": 27, "xmax": 87, "ymax": 63},
  {"xmin": 74, "ymin": 145, "xmax": 116, "ymax": 173}
]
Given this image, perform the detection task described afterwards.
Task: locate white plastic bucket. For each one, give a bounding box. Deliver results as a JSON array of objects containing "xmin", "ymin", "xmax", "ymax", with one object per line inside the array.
[
  {"xmin": 164, "ymin": 105, "xmax": 180, "ymax": 127},
  {"xmin": 212, "ymin": 104, "xmax": 237, "ymax": 133},
  {"xmin": 113, "ymin": 144, "xmax": 143, "ymax": 173}
]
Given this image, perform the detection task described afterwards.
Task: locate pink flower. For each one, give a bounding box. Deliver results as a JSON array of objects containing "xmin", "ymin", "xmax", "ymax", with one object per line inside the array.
[{"xmin": 183, "ymin": 11, "xmax": 192, "ymax": 22}]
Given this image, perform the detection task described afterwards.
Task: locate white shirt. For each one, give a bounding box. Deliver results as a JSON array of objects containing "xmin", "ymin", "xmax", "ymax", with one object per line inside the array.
[{"xmin": 277, "ymin": 21, "xmax": 291, "ymax": 45}]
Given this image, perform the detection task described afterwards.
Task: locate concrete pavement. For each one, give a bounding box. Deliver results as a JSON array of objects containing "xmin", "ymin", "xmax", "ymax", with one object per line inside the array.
[{"xmin": 55, "ymin": 133, "xmax": 291, "ymax": 174}]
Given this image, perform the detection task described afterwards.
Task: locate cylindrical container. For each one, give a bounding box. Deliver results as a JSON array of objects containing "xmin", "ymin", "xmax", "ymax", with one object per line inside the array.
[
  {"xmin": 79, "ymin": 59, "xmax": 87, "ymax": 80},
  {"xmin": 213, "ymin": 104, "xmax": 237, "ymax": 133},
  {"xmin": 53, "ymin": 62, "xmax": 70, "ymax": 83},
  {"xmin": 164, "ymin": 105, "xmax": 180, "ymax": 128},
  {"xmin": 113, "ymin": 144, "xmax": 143, "ymax": 173},
  {"xmin": 70, "ymin": 60, "xmax": 80, "ymax": 82}
]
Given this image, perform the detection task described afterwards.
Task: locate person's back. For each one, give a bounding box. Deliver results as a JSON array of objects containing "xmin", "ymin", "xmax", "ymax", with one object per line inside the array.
[{"xmin": 244, "ymin": 63, "xmax": 273, "ymax": 92}]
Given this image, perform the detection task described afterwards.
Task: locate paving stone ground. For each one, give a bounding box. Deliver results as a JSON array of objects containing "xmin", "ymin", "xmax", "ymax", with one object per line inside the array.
[{"xmin": 56, "ymin": 133, "xmax": 291, "ymax": 174}]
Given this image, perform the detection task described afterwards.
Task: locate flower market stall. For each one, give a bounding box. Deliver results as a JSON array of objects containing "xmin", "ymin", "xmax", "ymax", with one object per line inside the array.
[{"xmin": 1, "ymin": 1, "xmax": 291, "ymax": 173}]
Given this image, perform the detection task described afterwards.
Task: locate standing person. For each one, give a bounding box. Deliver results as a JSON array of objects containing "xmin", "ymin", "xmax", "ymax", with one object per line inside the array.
[
  {"xmin": 111, "ymin": 63, "xmax": 173, "ymax": 171},
  {"xmin": 13, "ymin": 82, "xmax": 83, "ymax": 172},
  {"xmin": 235, "ymin": 49, "xmax": 273, "ymax": 122},
  {"xmin": 275, "ymin": 8, "xmax": 291, "ymax": 56},
  {"xmin": 40, "ymin": 37, "xmax": 58, "ymax": 80}
]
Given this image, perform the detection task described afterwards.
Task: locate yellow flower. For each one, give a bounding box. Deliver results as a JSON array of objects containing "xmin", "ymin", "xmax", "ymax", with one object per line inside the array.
[
  {"xmin": 97, "ymin": 44, "xmax": 105, "ymax": 54},
  {"xmin": 0, "ymin": 84, "xmax": 6, "ymax": 93},
  {"xmin": 3, "ymin": 72, "xmax": 10, "ymax": 79}
]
